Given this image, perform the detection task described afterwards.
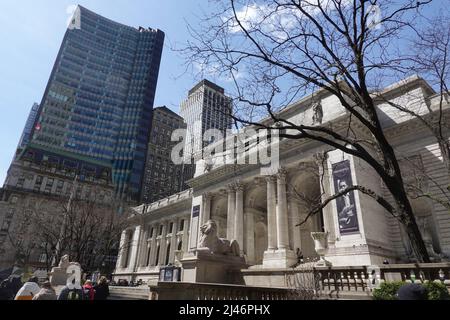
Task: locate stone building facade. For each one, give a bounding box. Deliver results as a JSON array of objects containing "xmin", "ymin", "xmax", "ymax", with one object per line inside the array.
[
  {"xmin": 113, "ymin": 77, "xmax": 450, "ymax": 283},
  {"xmin": 0, "ymin": 154, "xmax": 115, "ymax": 270},
  {"xmin": 140, "ymin": 106, "xmax": 187, "ymax": 204}
]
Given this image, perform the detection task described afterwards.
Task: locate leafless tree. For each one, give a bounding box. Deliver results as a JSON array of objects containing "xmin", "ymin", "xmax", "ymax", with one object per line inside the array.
[
  {"xmin": 181, "ymin": 0, "xmax": 450, "ymax": 262},
  {"xmin": 375, "ymin": 15, "xmax": 450, "ymax": 211}
]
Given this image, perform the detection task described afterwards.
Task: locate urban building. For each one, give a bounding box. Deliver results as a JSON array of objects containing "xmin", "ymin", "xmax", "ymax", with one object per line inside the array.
[
  {"xmin": 25, "ymin": 5, "xmax": 164, "ymax": 202},
  {"xmin": 140, "ymin": 106, "xmax": 187, "ymax": 204},
  {"xmin": 17, "ymin": 103, "xmax": 40, "ymax": 151},
  {"xmin": 0, "ymin": 5, "xmax": 164, "ymax": 272},
  {"xmin": 113, "ymin": 77, "xmax": 450, "ymax": 288},
  {"xmin": 0, "ymin": 155, "xmax": 116, "ymax": 271},
  {"xmin": 180, "ymin": 80, "xmax": 233, "ymax": 181}
]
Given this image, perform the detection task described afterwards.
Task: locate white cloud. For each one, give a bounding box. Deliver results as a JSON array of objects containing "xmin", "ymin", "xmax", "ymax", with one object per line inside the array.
[
  {"xmin": 193, "ymin": 61, "xmax": 247, "ymax": 83},
  {"xmin": 226, "ymin": 0, "xmax": 353, "ymax": 39}
]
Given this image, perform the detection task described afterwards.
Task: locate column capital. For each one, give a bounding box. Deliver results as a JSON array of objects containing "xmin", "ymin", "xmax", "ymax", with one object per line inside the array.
[
  {"xmin": 313, "ymin": 152, "xmax": 328, "ymax": 167},
  {"xmin": 265, "ymin": 175, "xmax": 277, "ymax": 183},
  {"xmin": 277, "ymin": 168, "xmax": 288, "ymax": 182},
  {"xmin": 235, "ymin": 182, "xmax": 246, "ymax": 192},
  {"xmin": 227, "ymin": 183, "xmax": 236, "ymax": 192},
  {"xmin": 202, "ymin": 192, "xmax": 213, "ymax": 200}
]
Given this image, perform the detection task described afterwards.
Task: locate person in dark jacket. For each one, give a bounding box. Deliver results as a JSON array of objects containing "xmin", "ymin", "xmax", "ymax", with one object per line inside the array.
[
  {"xmin": 94, "ymin": 276, "xmax": 110, "ymax": 300},
  {"xmin": 58, "ymin": 285, "xmax": 85, "ymax": 300}
]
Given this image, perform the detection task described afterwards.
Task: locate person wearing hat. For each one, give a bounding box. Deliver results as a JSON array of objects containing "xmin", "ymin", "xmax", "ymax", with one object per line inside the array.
[
  {"xmin": 14, "ymin": 276, "xmax": 40, "ymax": 300},
  {"xmin": 397, "ymin": 283, "xmax": 428, "ymax": 300},
  {"xmin": 82, "ymin": 280, "xmax": 96, "ymax": 301},
  {"xmin": 32, "ymin": 281, "xmax": 57, "ymax": 300}
]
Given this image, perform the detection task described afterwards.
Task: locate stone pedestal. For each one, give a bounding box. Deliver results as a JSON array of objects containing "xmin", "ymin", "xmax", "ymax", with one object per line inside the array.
[
  {"xmin": 180, "ymin": 249, "xmax": 247, "ymax": 284},
  {"xmin": 50, "ymin": 263, "xmax": 81, "ymax": 287},
  {"xmin": 262, "ymin": 249, "xmax": 297, "ymax": 268}
]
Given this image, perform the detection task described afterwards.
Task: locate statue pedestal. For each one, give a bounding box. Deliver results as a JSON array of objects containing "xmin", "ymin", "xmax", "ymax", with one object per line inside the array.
[
  {"xmin": 180, "ymin": 249, "xmax": 247, "ymax": 284},
  {"xmin": 49, "ymin": 258, "xmax": 81, "ymax": 287},
  {"xmin": 49, "ymin": 266, "xmax": 68, "ymax": 287},
  {"xmin": 263, "ymin": 249, "xmax": 297, "ymax": 268}
]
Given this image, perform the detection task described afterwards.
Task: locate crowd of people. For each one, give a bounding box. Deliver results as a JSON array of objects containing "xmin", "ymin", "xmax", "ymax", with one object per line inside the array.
[{"xmin": 0, "ymin": 275, "xmax": 110, "ymax": 301}]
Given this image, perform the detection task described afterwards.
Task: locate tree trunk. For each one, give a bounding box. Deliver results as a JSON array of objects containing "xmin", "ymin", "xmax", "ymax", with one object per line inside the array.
[{"xmin": 376, "ymin": 139, "xmax": 431, "ymax": 263}]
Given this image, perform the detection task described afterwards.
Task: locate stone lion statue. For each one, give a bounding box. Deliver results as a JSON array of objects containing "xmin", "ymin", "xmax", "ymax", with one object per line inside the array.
[
  {"xmin": 58, "ymin": 254, "xmax": 70, "ymax": 269},
  {"xmin": 198, "ymin": 220, "xmax": 240, "ymax": 256}
]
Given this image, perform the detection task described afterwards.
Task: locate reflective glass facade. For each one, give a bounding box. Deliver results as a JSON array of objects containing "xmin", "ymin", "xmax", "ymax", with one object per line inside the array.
[{"xmin": 28, "ymin": 6, "xmax": 164, "ymax": 202}]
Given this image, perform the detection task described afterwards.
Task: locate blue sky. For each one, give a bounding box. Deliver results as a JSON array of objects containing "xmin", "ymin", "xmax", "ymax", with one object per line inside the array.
[
  {"xmin": 0, "ymin": 1, "xmax": 446, "ymax": 185},
  {"xmin": 0, "ymin": 0, "xmax": 222, "ymax": 184}
]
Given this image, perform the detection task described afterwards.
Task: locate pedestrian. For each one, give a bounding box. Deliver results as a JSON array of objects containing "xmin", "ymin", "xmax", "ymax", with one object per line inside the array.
[
  {"xmin": 94, "ymin": 276, "xmax": 110, "ymax": 300},
  {"xmin": 83, "ymin": 280, "xmax": 96, "ymax": 301},
  {"xmin": 58, "ymin": 284, "xmax": 85, "ymax": 300},
  {"xmin": 14, "ymin": 276, "xmax": 40, "ymax": 300},
  {"xmin": 0, "ymin": 278, "xmax": 15, "ymax": 300},
  {"xmin": 32, "ymin": 281, "xmax": 57, "ymax": 300}
]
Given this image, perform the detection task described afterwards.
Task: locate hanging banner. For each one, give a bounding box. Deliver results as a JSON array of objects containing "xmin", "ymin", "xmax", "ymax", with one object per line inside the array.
[{"xmin": 332, "ymin": 160, "xmax": 360, "ymax": 234}]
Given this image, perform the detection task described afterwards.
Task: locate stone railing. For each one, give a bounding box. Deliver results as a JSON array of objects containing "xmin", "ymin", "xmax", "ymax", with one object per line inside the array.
[
  {"xmin": 149, "ymin": 282, "xmax": 301, "ymax": 300},
  {"xmin": 109, "ymin": 286, "xmax": 150, "ymax": 300},
  {"xmin": 314, "ymin": 263, "xmax": 450, "ymax": 299}
]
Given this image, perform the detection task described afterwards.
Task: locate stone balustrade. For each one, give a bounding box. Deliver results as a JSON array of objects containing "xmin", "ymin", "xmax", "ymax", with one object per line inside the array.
[
  {"xmin": 314, "ymin": 263, "xmax": 450, "ymax": 299},
  {"xmin": 149, "ymin": 282, "xmax": 302, "ymax": 300}
]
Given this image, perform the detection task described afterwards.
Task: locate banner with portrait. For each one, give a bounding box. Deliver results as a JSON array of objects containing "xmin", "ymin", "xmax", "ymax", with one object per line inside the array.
[{"xmin": 332, "ymin": 160, "xmax": 360, "ymax": 234}]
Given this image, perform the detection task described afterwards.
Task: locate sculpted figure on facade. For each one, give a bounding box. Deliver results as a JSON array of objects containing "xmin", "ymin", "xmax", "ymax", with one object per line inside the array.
[{"xmin": 198, "ymin": 220, "xmax": 240, "ymax": 256}]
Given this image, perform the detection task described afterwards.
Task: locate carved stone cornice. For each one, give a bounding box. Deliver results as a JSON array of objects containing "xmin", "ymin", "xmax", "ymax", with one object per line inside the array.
[{"xmin": 264, "ymin": 175, "xmax": 277, "ymax": 183}]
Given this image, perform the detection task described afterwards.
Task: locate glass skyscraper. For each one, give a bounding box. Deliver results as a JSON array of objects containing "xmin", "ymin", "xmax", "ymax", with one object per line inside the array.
[{"xmin": 25, "ymin": 6, "xmax": 164, "ymax": 202}]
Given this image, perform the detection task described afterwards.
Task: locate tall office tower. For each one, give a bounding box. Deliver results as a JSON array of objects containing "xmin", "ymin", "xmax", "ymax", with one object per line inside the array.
[
  {"xmin": 140, "ymin": 106, "xmax": 187, "ymax": 204},
  {"xmin": 23, "ymin": 5, "xmax": 164, "ymax": 202},
  {"xmin": 180, "ymin": 80, "xmax": 233, "ymax": 175},
  {"xmin": 17, "ymin": 103, "xmax": 40, "ymax": 151}
]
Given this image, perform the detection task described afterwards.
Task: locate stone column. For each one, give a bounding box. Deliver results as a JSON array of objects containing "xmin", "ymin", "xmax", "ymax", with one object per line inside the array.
[
  {"xmin": 266, "ymin": 176, "xmax": 278, "ymax": 250},
  {"xmin": 227, "ymin": 184, "xmax": 236, "ymax": 240},
  {"xmin": 202, "ymin": 193, "xmax": 212, "ymax": 224},
  {"xmin": 182, "ymin": 218, "xmax": 190, "ymax": 253},
  {"xmin": 128, "ymin": 225, "xmax": 141, "ymax": 271},
  {"xmin": 244, "ymin": 209, "xmax": 256, "ymax": 264},
  {"xmin": 288, "ymin": 198, "xmax": 302, "ymax": 254},
  {"xmin": 138, "ymin": 226, "xmax": 149, "ymax": 267},
  {"xmin": 314, "ymin": 153, "xmax": 335, "ymax": 244},
  {"xmin": 277, "ymin": 169, "xmax": 290, "ymax": 249},
  {"xmin": 117, "ymin": 230, "xmax": 128, "ymax": 269},
  {"xmin": 149, "ymin": 225, "xmax": 157, "ymax": 266},
  {"xmin": 234, "ymin": 183, "xmax": 245, "ymax": 254},
  {"xmin": 158, "ymin": 222, "xmax": 167, "ymax": 266},
  {"xmin": 170, "ymin": 219, "xmax": 179, "ymax": 263}
]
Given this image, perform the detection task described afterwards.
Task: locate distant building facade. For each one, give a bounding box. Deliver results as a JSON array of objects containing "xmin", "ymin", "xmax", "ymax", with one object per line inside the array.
[
  {"xmin": 0, "ymin": 155, "xmax": 115, "ymax": 271},
  {"xmin": 180, "ymin": 80, "xmax": 233, "ymax": 181},
  {"xmin": 0, "ymin": 5, "xmax": 165, "ymax": 271},
  {"xmin": 25, "ymin": 5, "xmax": 164, "ymax": 202},
  {"xmin": 140, "ymin": 106, "xmax": 187, "ymax": 204},
  {"xmin": 17, "ymin": 103, "xmax": 39, "ymax": 151}
]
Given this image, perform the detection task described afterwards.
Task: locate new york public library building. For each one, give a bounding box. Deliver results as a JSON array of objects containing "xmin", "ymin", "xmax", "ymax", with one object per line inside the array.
[{"xmin": 112, "ymin": 76, "xmax": 450, "ymax": 301}]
